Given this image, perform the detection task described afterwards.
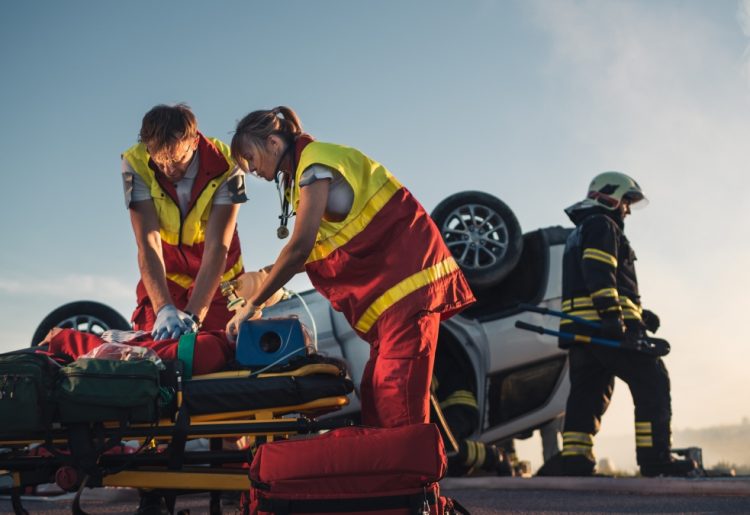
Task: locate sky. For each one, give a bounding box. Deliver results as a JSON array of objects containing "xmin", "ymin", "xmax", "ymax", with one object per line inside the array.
[{"xmin": 1, "ymin": 0, "xmax": 749, "ymax": 469}]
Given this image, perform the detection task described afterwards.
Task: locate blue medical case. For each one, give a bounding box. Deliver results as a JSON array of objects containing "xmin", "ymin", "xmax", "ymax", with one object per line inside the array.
[{"xmin": 235, "ymin": 318, "xmax": 311, "ymax": 367}]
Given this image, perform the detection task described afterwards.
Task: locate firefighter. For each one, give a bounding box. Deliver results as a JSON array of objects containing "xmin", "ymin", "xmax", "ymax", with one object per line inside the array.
[
  {"xmin": 539, "ymin": 171, "xmax": 697, "ymax": 477},
  {"xmin": 430, "ymin": 341, "xmax": 518, "ymax": 476},
  {"xmin": 225, "ymin": 106, "xmax": 475, "ymax": 428},
  {"xmin": 122, "ymin": 104, "xmax": 246, "ymax": 340}
]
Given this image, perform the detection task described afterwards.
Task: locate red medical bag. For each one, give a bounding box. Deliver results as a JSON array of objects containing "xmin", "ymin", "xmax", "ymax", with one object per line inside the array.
[{"xmin": 248, "ymin": 423, "xmax": 460, "ymax": 514}]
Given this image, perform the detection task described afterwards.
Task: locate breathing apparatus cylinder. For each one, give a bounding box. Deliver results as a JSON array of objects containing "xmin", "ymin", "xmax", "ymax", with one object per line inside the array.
[{"xmin": 220, "ymin": 280, "xmax": 245, "ymax": 311}]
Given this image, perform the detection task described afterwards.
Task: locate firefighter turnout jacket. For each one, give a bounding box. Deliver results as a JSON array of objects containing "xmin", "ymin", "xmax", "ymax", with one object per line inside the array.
[{"xmin": 560, "ymin": 206, "xmax": 643, "ymax": 347}]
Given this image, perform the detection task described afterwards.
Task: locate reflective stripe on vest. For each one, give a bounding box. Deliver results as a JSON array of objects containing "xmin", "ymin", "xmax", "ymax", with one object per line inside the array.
[
  {"xmin": 123, "ymin": 136, "xmax": 234, "ymax": 246},
  {"xmin": 122, "ymin": 135, "xmax": 243, "ymax": 288},
  {"xmin": 166, "ymin": 259, "xmax": 244, "ymax": 290},
  {"xmin": 294, "ymin": 141, "xmax": 466, "ymax": 334},
  {"xmin": 354, "ymin": 257, "xmax": 459, "ymax": 333},
  {"xmin": 293, "ymin": 142, "xmax": 402, "ymax": 264}
]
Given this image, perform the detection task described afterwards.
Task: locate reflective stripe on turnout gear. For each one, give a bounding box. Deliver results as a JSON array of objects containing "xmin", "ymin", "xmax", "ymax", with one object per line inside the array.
[
  {"xmin": 562, "ymin": 431, "xmax": 594, "ymax": 458},
  {"xmin": 635, "ymin": 420, "xmax": 654, "ymax": 448},
  {"xmin": 560, "ymin": 294, "xmax": 642, "ymax": 324},
  {"xmin": 462, "ymin": 440, "xmax": 487, "ymax": 471},
  {"xmin": 583, "ymin": 247, "xmax": 618, "ymax": 267},
  {"xmin": 439, "ymin": 389, "xmax": 478, "ymax": 410}
]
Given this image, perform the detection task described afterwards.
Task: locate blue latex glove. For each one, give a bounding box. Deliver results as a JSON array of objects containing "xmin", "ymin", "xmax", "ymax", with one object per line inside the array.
[{"xmin": 152, "ymin": 304, "xmax": 197, "ymax": 341}]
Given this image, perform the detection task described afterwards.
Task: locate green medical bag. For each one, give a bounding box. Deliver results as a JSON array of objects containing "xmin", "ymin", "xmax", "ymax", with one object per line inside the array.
[{"xmin": 57, "ymin": 358, "xmax": 161, "ymax": 424}]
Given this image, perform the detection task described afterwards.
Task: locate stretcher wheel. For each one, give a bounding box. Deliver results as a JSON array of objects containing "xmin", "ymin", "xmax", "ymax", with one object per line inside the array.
[{"xmin": 55, "ymin": 466, "xmax": 80, "ymax": 492}]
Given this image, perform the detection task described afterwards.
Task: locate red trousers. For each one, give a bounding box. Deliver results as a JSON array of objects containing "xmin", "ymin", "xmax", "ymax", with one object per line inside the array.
[
  {"xmin": 359, "ymin": 310, "xmax": 441, "ymax": 428},
  {"xmin": 43, "ymin": 328, "xmax": 234, "ymax": 376}
]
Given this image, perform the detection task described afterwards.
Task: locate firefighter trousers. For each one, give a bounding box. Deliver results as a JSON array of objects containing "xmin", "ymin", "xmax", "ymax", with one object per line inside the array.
[{"xmin": 563, "ymin": 344, "xmax": 673, "ymax": 462}]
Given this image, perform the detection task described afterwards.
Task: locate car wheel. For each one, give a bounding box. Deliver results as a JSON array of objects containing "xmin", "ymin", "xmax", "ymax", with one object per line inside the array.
[
  {"xmin": 30, "ymin": 301, "xmax": 131, "ymax": 347},
  {"xmin": 431, "ymin": 191, "xmax": 523, "ymax": 291}
]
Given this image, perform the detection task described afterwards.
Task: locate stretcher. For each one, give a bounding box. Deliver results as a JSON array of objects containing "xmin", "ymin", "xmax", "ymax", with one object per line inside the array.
[{"xmin": 0, "ymin": 332, "xmax": 354, "ymax": 515}]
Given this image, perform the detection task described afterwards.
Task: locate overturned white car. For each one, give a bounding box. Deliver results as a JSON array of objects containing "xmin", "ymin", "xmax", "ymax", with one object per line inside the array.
[{"xmin": 32, "ymin": 192, "xmax": 571, "ymax": 459}]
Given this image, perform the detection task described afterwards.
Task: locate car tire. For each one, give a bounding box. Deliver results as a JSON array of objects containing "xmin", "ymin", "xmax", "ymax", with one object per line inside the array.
[
  {"xmin": 30, "ymin": 301, "xmax": 131, "ymax": 347},
  {"xmin": 431, "ymin": 191, "xmax": 523, "ymax": 291}
]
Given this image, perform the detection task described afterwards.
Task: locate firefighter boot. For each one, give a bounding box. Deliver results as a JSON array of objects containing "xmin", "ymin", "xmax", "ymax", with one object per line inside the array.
[
  {"xmin": 638, "ymin": 448, "xmax": 699, "ymax": 477},
  {"xmin": 635, "ymin": 420, "xmax": 699, "ymax": 477},
  {"xmin": 498, "ymin": 440, "xmax": 532, "ymax": 477},
  {"xmin": 563, "ymin": 454, "xmax": 596, "ymax": 476},
  {"xmin": 495, "ymin": 446, "xmax": 515, "ymax": 477},
  {"xmin": 448, "ymin": 440, "xmax": 507, "ymax": 476},
  {"xmin": 536, "ymin": 451, "xmax": 595, "ymax": 476},
  {"xmin": 560, "ymin": 431, "xmax": 595, "ymax": 476}
]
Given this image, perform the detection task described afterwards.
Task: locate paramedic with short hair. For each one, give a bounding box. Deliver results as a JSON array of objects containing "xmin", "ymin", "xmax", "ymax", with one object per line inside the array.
[
  {"xmin": 122, "ymin": 103, "xmax": 246, "ymax": 340},
  {"xmin": 226, "ymin": 106, "xmax": 475, "ymax": 428}
]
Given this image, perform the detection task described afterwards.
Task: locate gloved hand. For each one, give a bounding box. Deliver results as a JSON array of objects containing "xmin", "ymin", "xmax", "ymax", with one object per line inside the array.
[
  {"xmin": 179, "ymin": 310, "xmax": 200, "ymax": 333},
  {"xmin": 641, "ymin": 309, "xmax": 660, "ymax": 333},
  {"xmin": 225, "ymin": 301, "xmax": 263, "ymax": 342},
  {"xmin": 599, "ymin": 316, "xmax": 626, "ymax": 341},
  {"xmin": 152, "ymin": 304, "xmax": 197, "ymax": 341}
]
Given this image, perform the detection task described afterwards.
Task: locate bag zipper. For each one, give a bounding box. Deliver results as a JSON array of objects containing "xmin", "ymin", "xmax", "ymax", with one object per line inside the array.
[
  {"xmin": 0, "ymin": 374, "xmax": 7, "ymax": 400},
  {"xmin": 1, "ymin": 374, "xmax": 34, "ymax": 401}
]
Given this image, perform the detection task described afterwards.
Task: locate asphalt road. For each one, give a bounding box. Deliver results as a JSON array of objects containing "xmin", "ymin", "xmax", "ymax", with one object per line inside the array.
[
  {"xmin": 2, "ymin": 477, "xmax": 749, "ymax": 514},
  {"xmin": 446, "ymin": 488, "xmax": 750, "ymax": 514}
]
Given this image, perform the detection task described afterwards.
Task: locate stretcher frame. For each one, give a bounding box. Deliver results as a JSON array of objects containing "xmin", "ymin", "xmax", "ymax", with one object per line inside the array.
[{"xmin": 0, "ymin": 363, "xmax": 353, "ymax": 515}]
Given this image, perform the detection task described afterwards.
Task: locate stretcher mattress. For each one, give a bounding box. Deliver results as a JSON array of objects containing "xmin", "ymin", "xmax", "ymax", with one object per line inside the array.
[{"xmin": 184, "ymin": 371, "xmax": 353, "ymax": 416}]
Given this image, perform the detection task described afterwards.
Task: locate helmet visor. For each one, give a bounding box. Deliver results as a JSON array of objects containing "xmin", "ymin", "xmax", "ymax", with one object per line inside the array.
[{"xmin": 624, "ymin": 190, "xmax": 648, "ymax": 209}]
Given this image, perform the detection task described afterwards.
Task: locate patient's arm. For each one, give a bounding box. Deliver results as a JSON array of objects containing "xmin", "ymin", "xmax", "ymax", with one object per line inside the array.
[{"xmin": 235, "ymin": 270, "xmax": 285, "ymax": 308}]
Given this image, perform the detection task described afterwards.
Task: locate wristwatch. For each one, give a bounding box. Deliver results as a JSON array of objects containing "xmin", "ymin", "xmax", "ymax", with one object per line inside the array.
[{"xmin": 183, "ymin": 311, "xmax": 202, "ymax": 330}]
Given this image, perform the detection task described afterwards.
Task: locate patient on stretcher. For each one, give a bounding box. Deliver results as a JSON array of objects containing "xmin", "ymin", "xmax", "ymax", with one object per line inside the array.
[
  {"xmin": 33, "ymin": 270, "xmax": 291, "ymax": 375},
  {"xmin": 37, "ymin": 327, "xmax": 235, "ymax": 375}
]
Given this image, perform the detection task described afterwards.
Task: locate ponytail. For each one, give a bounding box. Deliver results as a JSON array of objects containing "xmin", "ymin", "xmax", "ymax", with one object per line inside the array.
[
  {"xmin": 273, "ymin": 106, "xmax": 303, "ymax": 139},
  {"xmin": 231, "ymin": 106, "xmax": 303, "ymax": 171}
]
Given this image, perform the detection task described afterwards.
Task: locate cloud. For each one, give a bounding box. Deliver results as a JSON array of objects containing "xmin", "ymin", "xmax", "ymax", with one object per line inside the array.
[
  {"xmin": 739, "ymin": 0, "xmax": 750, "ymax": 85},
  {"xmin": 521, "ymin": 0, "xmax": 750, "ymax": 432},
  {"xmin": 0, "ymin": 273, "xmax": 133, "ymax": 300},
  {"xmin": 526, "ymin": 0, "xmax": 750, "ymax": 233}
]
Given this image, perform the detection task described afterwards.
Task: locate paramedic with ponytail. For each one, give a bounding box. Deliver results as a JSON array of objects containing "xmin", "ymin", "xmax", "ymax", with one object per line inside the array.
[
  {"xmin": 226, "ymin": 106, "xmax": 475, "ymax": 428},
  {"xmin": 122, "ymin": 104, "xmax": 247, "ymax": 340}
]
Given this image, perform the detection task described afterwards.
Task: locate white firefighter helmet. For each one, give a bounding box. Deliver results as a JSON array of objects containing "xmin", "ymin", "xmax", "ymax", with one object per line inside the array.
[{"xmin": 584, "ymin": 171, "xmax": 647, "ymax": 210}]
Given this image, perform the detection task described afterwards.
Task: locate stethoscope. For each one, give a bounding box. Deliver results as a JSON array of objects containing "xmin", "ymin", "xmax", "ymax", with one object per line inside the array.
[
  {"xmin": 273, "ymin": 143, "xmax": 295, "ymax": 239},
  {"xmin": 275, "ymin": 170, "xmax": 294, "ymax": 239}
]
